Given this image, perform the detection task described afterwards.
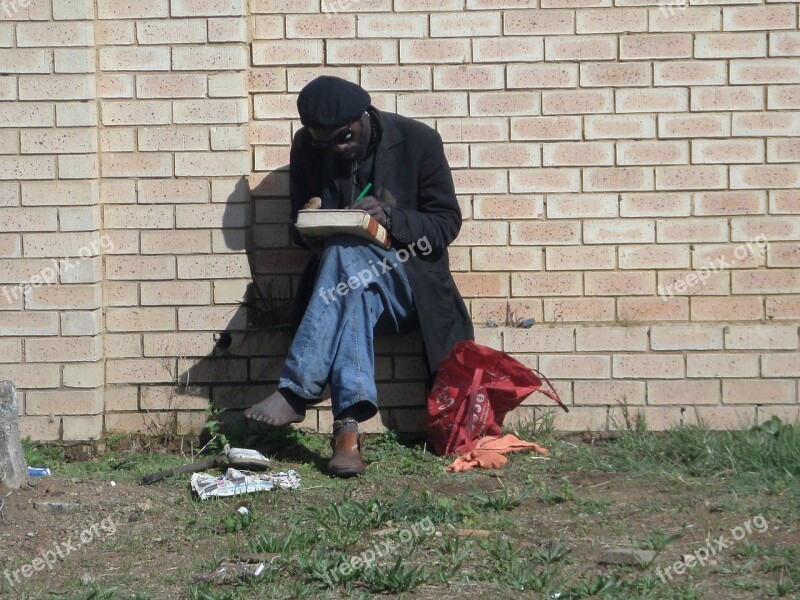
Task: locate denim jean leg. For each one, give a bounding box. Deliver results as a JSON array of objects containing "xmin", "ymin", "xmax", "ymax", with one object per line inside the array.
[{"xmin": 279, "ymin": 235, "xmax": 416, "ymax": 419}]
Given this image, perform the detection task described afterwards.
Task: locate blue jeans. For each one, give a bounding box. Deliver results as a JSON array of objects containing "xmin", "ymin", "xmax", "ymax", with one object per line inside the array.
[{"xmin": 278, "ymin": 234, "xmax": 419, "ymax": 421}]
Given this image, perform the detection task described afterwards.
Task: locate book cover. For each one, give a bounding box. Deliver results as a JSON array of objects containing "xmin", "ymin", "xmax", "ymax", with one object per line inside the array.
[{"xmin": 295, "ymin": 209, "xmax": 391, "ymax": 249}]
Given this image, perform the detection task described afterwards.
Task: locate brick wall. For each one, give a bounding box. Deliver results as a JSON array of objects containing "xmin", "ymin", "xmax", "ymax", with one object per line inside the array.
[{"xmin": 1, "ymin": 0, "xmax": 799, "ymax": 442}]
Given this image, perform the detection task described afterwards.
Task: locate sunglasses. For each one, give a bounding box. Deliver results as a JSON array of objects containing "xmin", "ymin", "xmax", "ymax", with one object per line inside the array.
[{"xmin": 311, "ymin": 124, "xmax": 355, "ymax": 149}]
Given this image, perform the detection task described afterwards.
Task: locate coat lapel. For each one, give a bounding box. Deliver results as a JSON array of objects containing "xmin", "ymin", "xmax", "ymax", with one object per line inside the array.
[{"xmin": 373, "ymin": 110, "xmax": 404, "ymax": 207}]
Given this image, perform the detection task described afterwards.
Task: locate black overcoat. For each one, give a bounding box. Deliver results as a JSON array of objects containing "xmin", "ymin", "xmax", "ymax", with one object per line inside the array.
[{"xmin": 287, "ymin": 108, "xmax": 475, "ymax": 385}]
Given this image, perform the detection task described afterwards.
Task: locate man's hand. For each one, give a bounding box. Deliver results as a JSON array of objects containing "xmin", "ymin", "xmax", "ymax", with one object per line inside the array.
[{"xmin": 352, "ymin": 196, "xmax": 387, "ymax": 227}]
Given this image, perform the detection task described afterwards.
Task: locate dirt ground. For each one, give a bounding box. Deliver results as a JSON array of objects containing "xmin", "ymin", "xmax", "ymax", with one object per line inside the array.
[{"xmin": 1, "ymin": 432, "xmax": 798, "ymax": 599}]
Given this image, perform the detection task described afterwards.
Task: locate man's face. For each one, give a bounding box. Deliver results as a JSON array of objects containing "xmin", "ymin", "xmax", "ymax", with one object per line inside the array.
[{"xmin": 309, "ymin": 114, "xmax": 366, "ymax": 161}]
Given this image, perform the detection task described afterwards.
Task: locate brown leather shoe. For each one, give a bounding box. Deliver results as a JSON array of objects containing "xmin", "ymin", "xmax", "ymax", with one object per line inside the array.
[{"xmin": 327, "ymin": 418, "xmax": 366, "ymax": 477}]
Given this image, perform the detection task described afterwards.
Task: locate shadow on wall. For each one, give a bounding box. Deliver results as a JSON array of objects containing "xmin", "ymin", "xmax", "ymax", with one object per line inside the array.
[{"xmin": 176, "ymin": 169, "xmax": 428, "ymax": 440}]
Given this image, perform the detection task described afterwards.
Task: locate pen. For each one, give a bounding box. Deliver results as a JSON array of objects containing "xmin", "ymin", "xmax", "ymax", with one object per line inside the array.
[{"xmin": 353, "ymin": 182, "xmax": 373, "ymax": 204}]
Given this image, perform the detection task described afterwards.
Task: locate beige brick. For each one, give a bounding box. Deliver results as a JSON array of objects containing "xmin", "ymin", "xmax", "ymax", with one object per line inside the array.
[
  {"xmin": 136, "ymin": 74, "xmax": 206, "ymax": 99},
  {"xmin": 143, "ymin": 332, "xmax": 215, "ymax": 357},
  {"xmin": 650, "ymin": 324, "xmax": 724, "ymax": 351},
  {"xmin": 512, "ymin": 272, "xmax": 580, "ymax": 297},
  {"xmin": 173, "ymin": 99, "xmax": 248, "ymax": 124},
  {"xmin": 213, "ymin": 279, "xmax": 249, "ymax": 304},
  {"xmin": 0, "ymin": 311, "xmax": 58, "ymax": 336},
  {"xmin": 733, "ymin": 111, "xmax": 800, "ymax": 137},
  {"xmin": 400, "ymin": 38, "xmax": 470, "ymax": 64},
  {"xmin": 0, "ymin": 49, "xmax": 51, "ymax": 73},
  {"xmin": 616, "ymin": 88, "xmax": 688, "ymax": 113},
  {"xmin": 470, "ymin": 91, "xmax": 539, "ymax": 117},
  {"xmin": 648, "ymin": 380, "xmax": 720, "ymax": 406},
  {"xmin": 770, "ymin": 31, "xmax": 800, "ymax": 57},
  {"xmin": 614, "ymin": 354, "xmax": 684, "ymax": 379},
  {"xmin": 105, "ymin": 333, "xmax": 142, "ymax": 358},
  {"xmin": 731, "ymin": 165, "xmax": 800, "ymax": 190},
  {"xmin": 102, "ymin": 101, "xmax": 171, "ymax": 126},
  {"xmin": 584, "ymin": 271, "xmax": 654, "ymax": 296},
  {"xmin": 101, "ymin": 153, "xmax": 172, "ymax": 178},
  {"xmin": 136, "ymin": 19, "xmax": 206, "ymax": 44},
  {"xmin": 768, "ymin": 139, "xmax": 800, "ymax": 163},
  {"xmin": 649, "ymin": 6, "xmax": 721, "ymax": 32},
  {"xmin": 171, "ymin": 0, "xmax": 246, "ymax": 16},
  {"xmin": 100, "ymin": 46, "xmax": 170, "ymax": 71},
  {"xmin": 209, "ymin": 17, "xmax": 248, "ymax": 42},
  {"xmin": 21, "ymin": 128, "xmax": 97, "ymax": 155},
  {"xmin": 142, "ymin": 230, "xmax": 211, "ymax": 255},
  {"xmin": 659, "ymin": 114, "xmax": 731, "ymax": 139},
  {"xmin": 732, "ymin": 216, "xmax": 800, "ymax": 242},
  {"xmin": 0, "ymin": 364, "xmax": 60, "ymax": 389},
  {"xmin": 725, "ymin": 380, "xmax": 795, "ymax": 405},
  {"xmin": 63, "ymin": 363, "xmax": 103, "ymax": 388},
  {"xmin": 172, "ymin": 45, "xmax": 248, "ymax": 70},
  {"xmin": 576, "ymin": 8, "xmax": 646, "ymax": 34},
  {"xmin": 106, "ymin": 255, "xmax": 176, "ymax": 280},
  {"xmin": 539, "ymin": 354, "xmax": 610, "ymax": 379},
  {"xmin": 618, "ymin": 297, "xmax": 688, "ymax": 322},
  {"xmin": 0, "ymin": 340, "xmax": 22, "ymax": 363},
  {"xmin": 139, "ymin": 179, "xmax": 209, "ymax": 204},
  {"xmin": 176, "ymin": 202, "xmax": 246, "ymax": 227},
  {"xmin": 19, "ymin": 75, "xmax": 95, "ymax": 101},
  {"xmin": 105, "ymin": 411, "xmax": 175, "ymax": 434},
  {"xmin": 546, "ymin": 35, "xmax": 615, "ymax": 61},
  {"xmin": 20, "ymin": 417, "xmax": 60, "ymax": 441},
  {"xmin": 178, "ymin": 306, "xmax": 248, "ymax": 330},
  {"xmin": 252, "ymin": 40, "xmax": 322, "ymax": 66},
  {"xmin": 176, "ymin": 254, "xmax": 249, "ymax": 279},
  {"xmin": 543, "ymin": 89, "xmax": 613, "ymax": 115},
  {"xmin": 26, "ymin": 336, "xmax": 103, "ymax": 363},
  {"xmin": 584, "ymin": 167, "xmax": 654, "ymax": 192},
  {"xmin": 17, "ymin": 22, "xmax": 93, "ymax": 47},
  {"xmin": 762, "ymin": 354, "xmax": 800, "ymax": 378},
  {"xmin": 0, "ymin": 156, "xmax": 56, "ymax": 181},
  {"xmin": 725, "ymin": 325, "xmax": 798, "ymax": 350},
  {"xmin": 546, "ymin": 194, "xmax": 617, "ymax": 219},
  {"xmin": 396, "ymin": 92, "xmax": 468, "ymax": 117},
  {"xmin": 209, "ymin": 72, "xmax": 247, "ymax": 98},
  {"xmin": 544, "ymin": 297, "xmax": 614, "ymax": 322},
  {"xmin": 473, "ymin": 36, "xmax": 543, "ymax": 63},
  {"xmin": 27, "ymin": 390, "xmax": 103, "ymax": 416},
  {"xmin": 175, "ymin": 151, "xmax": 248, "ymax": 177},
  {"xmin": 107, "ymin": 307, "xmax": 175, "ymax": 332},
  {"xmin": 56, "ymin": 103, "xmax": 98, "ymax": 127},
  {"xmin": 62, "ymin": 310, "xmax": 104, "ymax": 338},
  {"xmin": 576, "ymin": 326, "xmax": 648, "ymax": 352},
  {"xmin": 657, "ymin": 217, "xmax": 728, "ymax": 244},
  {"xmin": 545, "ymin": 245, "xmax": 615, "ymax": 270},
  {"xmin": 0, "ymin": 103, "xmax": 55, "ymax": 129},
  {"xmin": 508, "ymin": 63, "xmax": 578, "ymax": 89},
  {"xmin": 618, "ymin": 140, "xmax": 689, "ymax": 166},
  {"xmin": 655, "ymin": 60, "xmax": 726, "ymax": 86},
  {"xmin": 473, "ymin": 247, "xmax": 542, "ymax": 272},
  {"xmin": 695, "ymin": 32, "xmax": 767, "ymax": 59},
  {"xmin": 452, "ymin": 272, "xmax": 509, "ymax": 297},
  {"xmin": 473, "ymin": 195, "xmax": 543, "ymax": 220},
  {"xmin": 688, "ymin": 354, "xmax": 760, "ymax": 378},
  {"xmin": 286, "ymin": 14, "xmax": 354, "ymax": 38},
  {"xmin": 137, "ymin": 126, "xmax": 207, "ymax": 151},
  {"xmin": 723, "ymin": 5, "xmax": 796, "ymax": 32},
  {"xmin": 510, "ymin": 168, "xmax": 579, "ymax": 194},
  {"xmin": 585, "ymin": 114, "xmax": 656, "ymax": 139},
  {"xmin": 692, "ymin": 296, "xmax": 764, "ymax": 321},
  {"xmin": 694, "ymin": 139, "xmax": 764, "ymax": 165},
  {"xmin": 731, "ymin": 59, "xmax": 800, "ymax": 85},
  {"xmin": 576, "ymin": 380, "xmax": 646, "ymax": 406},
  {"xmin": 104, "ymin": 386, "xmax": 138, "ymax": 412},
  {"xmin": 98, "ymin": 0, "xmax": 169, "ymax": 18},
  {"xmin": 106, "ymin": 358, "xmax": 175, "ymax": 384},
  {"xmin": 695, "ymin": 190, "xmax": 766, "ymax": 216}
]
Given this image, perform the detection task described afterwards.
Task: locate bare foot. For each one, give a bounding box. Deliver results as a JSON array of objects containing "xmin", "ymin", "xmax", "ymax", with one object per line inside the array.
[{"xmin": 244, "ymin": 389, "xmax": 305, "ymax": 426}]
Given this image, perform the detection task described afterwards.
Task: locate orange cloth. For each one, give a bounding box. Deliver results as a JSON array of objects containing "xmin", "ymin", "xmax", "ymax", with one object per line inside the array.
[{"xmin": 445, "ymin": 433, "xmax": 549, "ymax": 472}]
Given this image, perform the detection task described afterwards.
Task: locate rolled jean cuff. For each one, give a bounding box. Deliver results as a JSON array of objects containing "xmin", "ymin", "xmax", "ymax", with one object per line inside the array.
[
  {"xmin": 335, "ymin": 398, "xmax": 378, "ymax": 423},
  {"xmin": 277, "ymin": 379, "xmax": 322, "ymax": 403}
]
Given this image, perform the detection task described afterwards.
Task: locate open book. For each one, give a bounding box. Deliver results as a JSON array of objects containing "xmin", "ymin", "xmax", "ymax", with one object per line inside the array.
[{"xmin": 295, "ymin": 209, "xmax": 391, "ymax": 249}]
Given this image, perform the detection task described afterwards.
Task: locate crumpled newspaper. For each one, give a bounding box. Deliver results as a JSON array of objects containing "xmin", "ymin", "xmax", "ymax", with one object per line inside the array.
[{"xmin": 190, "ymin": 468, "xmax": 300, "ymax": 500}]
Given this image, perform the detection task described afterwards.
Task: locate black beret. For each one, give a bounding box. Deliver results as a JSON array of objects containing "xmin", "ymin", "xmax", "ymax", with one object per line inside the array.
[{"xmin": 297, "ymin": 76, "xmax": 371, "ymax": 128}]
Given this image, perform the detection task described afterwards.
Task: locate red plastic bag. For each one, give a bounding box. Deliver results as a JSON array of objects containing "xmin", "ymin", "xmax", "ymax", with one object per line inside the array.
[{"xmin": 427, "ymin": 340, "xmax": 568, "ymax": 456}]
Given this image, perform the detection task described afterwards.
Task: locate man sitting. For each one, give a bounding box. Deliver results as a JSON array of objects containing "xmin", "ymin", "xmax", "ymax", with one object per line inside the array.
[{"xmin": 245, "ymin": 76, "xmax": 474, "ymax": 477}]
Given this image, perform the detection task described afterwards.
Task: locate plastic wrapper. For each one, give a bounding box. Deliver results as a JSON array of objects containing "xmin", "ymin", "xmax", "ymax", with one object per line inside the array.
[{"xmin": 190, "ymin": 468, "xmax": 300, "ymax": 500}]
